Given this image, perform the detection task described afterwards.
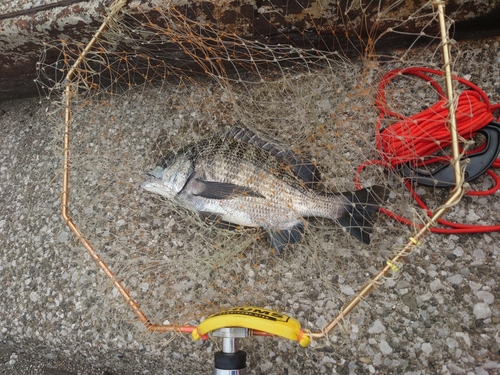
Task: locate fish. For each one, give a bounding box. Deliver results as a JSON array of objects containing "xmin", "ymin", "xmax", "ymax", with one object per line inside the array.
[{"xmin": 142, "ymin": 125, "xmax": 388, "ymax": 252}]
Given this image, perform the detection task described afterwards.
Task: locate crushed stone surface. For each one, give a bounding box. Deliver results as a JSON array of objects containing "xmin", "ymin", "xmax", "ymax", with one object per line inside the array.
[{"xmin": 1, "ymin": 37, "xmax": 500, "ymax": 375}]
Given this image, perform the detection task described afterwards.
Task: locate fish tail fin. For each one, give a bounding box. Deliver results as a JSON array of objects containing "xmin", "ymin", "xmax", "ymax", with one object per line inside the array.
[{"xmin": 336, "ymin": 185, "xmax": 388, "ymax": 244}]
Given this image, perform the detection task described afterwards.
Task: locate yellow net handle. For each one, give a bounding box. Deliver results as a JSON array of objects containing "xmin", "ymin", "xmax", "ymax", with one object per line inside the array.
[{"xmin": 192, "ymin": 306, "xmax": 311, "ymax": 347}]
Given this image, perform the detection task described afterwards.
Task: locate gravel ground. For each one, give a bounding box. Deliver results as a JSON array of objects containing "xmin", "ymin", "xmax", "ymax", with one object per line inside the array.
[{"xmin": 1, "ymin": 36, "xmax": 500, "ymax": 375}]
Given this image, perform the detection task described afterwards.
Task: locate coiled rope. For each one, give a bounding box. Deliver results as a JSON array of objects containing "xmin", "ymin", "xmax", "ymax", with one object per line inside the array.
[{"xmin": 357, "ymin": 67, "xmax": 500, "ymax": 234}]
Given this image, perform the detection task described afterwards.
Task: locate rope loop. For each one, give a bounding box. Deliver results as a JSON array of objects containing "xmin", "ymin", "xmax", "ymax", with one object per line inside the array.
[
  {"xmin": 376, "ymin": 67, "xmax": 494, "ymax": 167},
  {"xmin": 358, "ymin": 67, "xmax": 500, "ymax": 235}
]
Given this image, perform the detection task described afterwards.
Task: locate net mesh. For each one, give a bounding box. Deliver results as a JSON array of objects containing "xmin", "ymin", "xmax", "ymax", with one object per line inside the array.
[{"xmin": 35, "ymin": 0, "xmax": 499, "ymax": 341}]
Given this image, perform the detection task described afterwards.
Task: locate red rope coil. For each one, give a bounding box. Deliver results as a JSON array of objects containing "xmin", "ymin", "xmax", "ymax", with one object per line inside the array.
[{"xmin": 357, "ymin": 67, "xmax": 500, "ymax": 234}]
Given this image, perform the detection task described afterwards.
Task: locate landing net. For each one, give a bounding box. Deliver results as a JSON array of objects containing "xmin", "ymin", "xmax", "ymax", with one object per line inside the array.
[{"xmin": 36, "ymin": 0, "xmax": 500, "ymax": 348}]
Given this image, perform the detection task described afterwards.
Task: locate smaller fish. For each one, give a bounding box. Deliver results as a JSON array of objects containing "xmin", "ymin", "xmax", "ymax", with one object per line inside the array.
[{"xmin": 142, "ymin": 125, "xmax": 388, "ymax": 252}]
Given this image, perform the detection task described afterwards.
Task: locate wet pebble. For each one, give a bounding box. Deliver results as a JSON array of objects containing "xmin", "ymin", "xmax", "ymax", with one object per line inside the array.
[
  {"xmin": 476, "ymin": 291, "xmax": 494, "ymax": 304},
  {"xmin": 447, "ymin": 274, "xmax": 463, "ymax": 285},
  {"xmin": 368, "ymin": 319, "xmax": 386, "ymax": 334},
  {"xmin": 379, "ymin": 340, "xmax": 392, "ymax": 355},
  {"xmin": 473, "ymin": 302, "xmax": 492, "ymax": 320},
  {"xmin": 421, "ymin": 342, "xmax": 433, "ymax": 355}
]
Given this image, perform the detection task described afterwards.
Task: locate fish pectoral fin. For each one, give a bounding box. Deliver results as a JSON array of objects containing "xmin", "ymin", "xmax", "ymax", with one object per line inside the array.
[
  {"xmin": 268, "ymin": 223, "xmax": 305, "ymax": 253},
  {"xmin": 194, "ymin": 179, "xmax": 265, "ymax": 200},
  {"xmin": 199, "ymin": 212, "xmax": 240, "ymax": 231}
]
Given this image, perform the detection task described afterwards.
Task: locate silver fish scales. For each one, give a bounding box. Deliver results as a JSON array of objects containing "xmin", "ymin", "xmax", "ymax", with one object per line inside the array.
[{"xmin": 142, "ymin": 125, "xmax": 388, "ymax": 252}]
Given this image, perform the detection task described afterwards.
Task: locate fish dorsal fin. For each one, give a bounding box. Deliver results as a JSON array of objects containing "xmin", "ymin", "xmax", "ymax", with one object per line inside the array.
[{"xmin": 226, "ymin": 125, "xmax": 322, "ymax": 186}]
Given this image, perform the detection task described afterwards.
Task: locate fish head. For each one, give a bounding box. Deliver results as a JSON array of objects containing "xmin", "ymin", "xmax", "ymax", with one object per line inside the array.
[{"xmin": 141, "ymin": 154, "xmax": 194, "ymax": 200}]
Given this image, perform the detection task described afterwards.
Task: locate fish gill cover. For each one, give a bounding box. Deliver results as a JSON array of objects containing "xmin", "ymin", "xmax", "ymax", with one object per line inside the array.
[{"xmin": 35, "ymin": 0, "xmax": 500, "ymax": 359}]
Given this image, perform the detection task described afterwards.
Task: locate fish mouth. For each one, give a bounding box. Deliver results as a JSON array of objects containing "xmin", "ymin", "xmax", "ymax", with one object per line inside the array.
[
  {"xmin": 141, "ymin": 177, "xmax": 178, "ymax": 199},
  {"xmin": 141, "ymin": 166, "xmax": 165, "ymax": 192},
  {"xmin": 140, "ymin": 179, "xmax": 157, "ymax": 191},
  {"xmin": 141, "ymin": 172, "xmax": 163, "ymax": 187}
]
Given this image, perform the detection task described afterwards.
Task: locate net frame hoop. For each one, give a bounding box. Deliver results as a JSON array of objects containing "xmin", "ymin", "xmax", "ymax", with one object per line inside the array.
[{"xmin": 60, "ymin": 0, "xmax": 466, "ymax": 341}]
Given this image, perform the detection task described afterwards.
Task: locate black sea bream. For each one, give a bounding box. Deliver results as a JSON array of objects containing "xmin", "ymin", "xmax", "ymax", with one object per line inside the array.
[{"xmin": 142, "ymin": 126, "xmax": 388, "ymax": 252}]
